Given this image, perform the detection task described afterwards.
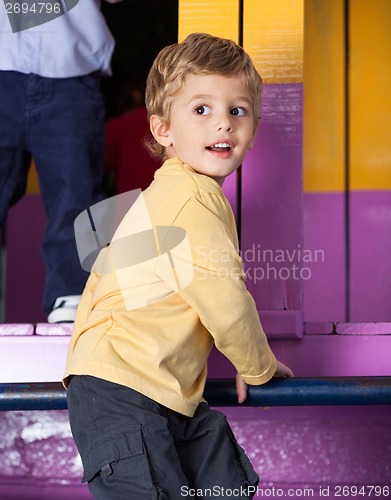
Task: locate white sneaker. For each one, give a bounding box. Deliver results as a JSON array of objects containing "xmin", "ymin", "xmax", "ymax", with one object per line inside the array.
[{"xmin": 47, "ymin": 295, "xmax": 81, "ymax": 323}]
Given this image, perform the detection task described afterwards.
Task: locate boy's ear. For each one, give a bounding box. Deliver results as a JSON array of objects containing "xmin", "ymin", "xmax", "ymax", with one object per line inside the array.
[{"xmin": 150, "ymin": 115, "xmax": 172, "ymax": 147}]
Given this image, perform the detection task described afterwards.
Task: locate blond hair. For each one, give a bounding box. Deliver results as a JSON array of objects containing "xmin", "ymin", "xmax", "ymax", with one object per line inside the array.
[{"xmin": 145, "ymin": 32, "xmax": 263, "ymax": 159}]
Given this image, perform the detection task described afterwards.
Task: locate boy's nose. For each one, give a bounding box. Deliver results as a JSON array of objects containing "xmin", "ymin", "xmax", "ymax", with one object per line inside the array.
[{"xmin": 216, "ymin": 113, "xmax": 233, "ymax": 132}]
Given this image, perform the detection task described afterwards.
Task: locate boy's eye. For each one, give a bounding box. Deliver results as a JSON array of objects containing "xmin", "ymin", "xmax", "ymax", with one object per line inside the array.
[
  {"xmin": 230, "ymin": 107, "xmax": 246, "ymax": 116},
  {"xmin": 194, "ymin": 105, "xmax": 211, "ymax": 115}
]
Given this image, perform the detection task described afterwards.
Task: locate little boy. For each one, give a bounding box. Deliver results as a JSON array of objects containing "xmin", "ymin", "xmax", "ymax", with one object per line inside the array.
[{"xmin": 64, "ymin": 33, "xmax": 293, "ymax": 499}]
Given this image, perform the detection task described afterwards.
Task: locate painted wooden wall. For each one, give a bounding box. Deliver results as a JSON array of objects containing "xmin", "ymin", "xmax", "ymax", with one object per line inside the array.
[
  {"xmin": 180, "ymin": 0, "xmax": 304, "ymax": 339},
  {"xmin": 6, "ymin": 0, "xmax": 391, "ymax": 327},
  {"xmin": 304, "ymin": 0, "xmax": 391, "ymax": 322},
  {"xmin": 4, "ymin": 163, "xmax": 46, "ymax": 323}
]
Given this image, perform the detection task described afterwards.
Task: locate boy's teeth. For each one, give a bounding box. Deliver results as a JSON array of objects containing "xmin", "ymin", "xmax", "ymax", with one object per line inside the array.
[{"xmin": 206, "ymin": 142, "xmax": 232, "ymax": 152}]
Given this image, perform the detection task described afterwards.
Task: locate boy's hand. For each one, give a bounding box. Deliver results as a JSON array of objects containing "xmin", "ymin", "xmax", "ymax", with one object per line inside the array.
[
  {"xmin": 235, "ymin": 372, "xmax": 248, "ymax": 404},
  {"xmin": 274, "ymin": 359, "xmax": 294, "ymax": 378},
  {"xmin": 235, "ymin": 360, "xmax": 294, "ymax": 404}
]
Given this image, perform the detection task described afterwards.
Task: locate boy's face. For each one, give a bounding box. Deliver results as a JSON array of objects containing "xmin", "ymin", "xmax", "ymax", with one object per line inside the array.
[{"xmin": 152, "ymin": 73, "xmax": 257, "ymax": 186}]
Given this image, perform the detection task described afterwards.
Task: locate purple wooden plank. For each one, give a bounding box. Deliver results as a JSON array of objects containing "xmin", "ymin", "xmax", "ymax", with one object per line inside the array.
[
  {"xmin": 35, "ymin": 323, "xmax": 74, "ymax": 336},
  {"xmin": 0, "ymin": 337, "xmax": 70, "ymax": 382},
  {"xmin": 1, "ymin": 332, "xmax": 389, "ymax": 383},
  {"xmin": 350, "ymin": 191, "xmax": 391, "ymax": 322},
  {"xmin": 208, "ymin": 334, "xmax": 391, "ymax": 378},
  {"xmin": 336, "ymin": 322, "xmax": 391, "ymax": 335},
  {"xmin": 0, "ymin": 481, "xmax": 90, "ymax": 500},
  {"xmin": 5, "ymin": 195, "xmax": 47, "ymax": 323},
  {"xmin": 303, "ymin": 192, "xmax": 346, "ymax": 322},
  {"xmin": 241, "ymin": 84, "xmax": 303, "ymax": 312},
  {"xmin": 0, "ymin": 323, "xmax": 34, "ymax": 336},
  {"xmin": 269, "ymin": 335, "xmax": 391, "ymax": 377},
  {"xmin": 259, "ymin": 309, "xmax": 303, "ymax": 339},
  {"xmin": 304, "ymin": 322, "xmax": 335, "ymax": 334}
]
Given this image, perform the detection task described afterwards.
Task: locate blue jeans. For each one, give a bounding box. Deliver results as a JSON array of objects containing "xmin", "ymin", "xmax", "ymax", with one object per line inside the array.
[{"xmin": 0, "ymin": 71, "xmax": 105, "ymax": 312}]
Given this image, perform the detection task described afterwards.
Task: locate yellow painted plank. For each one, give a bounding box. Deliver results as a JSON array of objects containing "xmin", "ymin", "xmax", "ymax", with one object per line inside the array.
[
  {"xmin": 243, "ymin": 0, "xmax": 304, "ymax": 84},
  {"xmin": 27, "ymin": 160, "xmax": 40, "ymax": 194},
  {"xmin": 350, "ymin": 0, "xmax": 391, "ymax": 190},
  {"xmin": 178, "ymin": 0, "xmax": 239, "ymax": 42},
  {"xmin": 303, "ymin": 0, "xmax": 345, "ymax": 192}
]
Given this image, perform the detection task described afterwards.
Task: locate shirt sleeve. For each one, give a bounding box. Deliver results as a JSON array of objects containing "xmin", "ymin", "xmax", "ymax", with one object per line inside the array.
[{"xmin": 169, "ymin": 192, "xmax": 277, "ymax": 385}]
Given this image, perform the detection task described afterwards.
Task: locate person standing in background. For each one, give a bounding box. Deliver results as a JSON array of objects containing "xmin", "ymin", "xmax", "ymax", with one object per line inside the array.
[{"xmin": 0, "ymin": 0, "xmax": 122, "ymax": 323}]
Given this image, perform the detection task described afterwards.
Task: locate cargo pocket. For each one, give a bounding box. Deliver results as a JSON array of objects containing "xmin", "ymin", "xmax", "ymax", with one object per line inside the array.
[
  {"xmin": 80, "ymin": 424, "xmax": 167, "ymax": 499},
  {"xmin": 81, "ymin": 424, "xmax": 143, "ymax": 482}
]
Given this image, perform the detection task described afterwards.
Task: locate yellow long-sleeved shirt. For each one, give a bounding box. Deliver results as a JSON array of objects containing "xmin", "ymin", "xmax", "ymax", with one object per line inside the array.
[{"xmin": 63, "ymin": 157, "xmax": 277, "ymax": 417}]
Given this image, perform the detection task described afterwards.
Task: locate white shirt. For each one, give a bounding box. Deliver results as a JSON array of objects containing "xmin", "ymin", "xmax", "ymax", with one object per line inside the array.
[{"xmin": 0, "ymin": 0, "xmax": 115, "ymax": 77}]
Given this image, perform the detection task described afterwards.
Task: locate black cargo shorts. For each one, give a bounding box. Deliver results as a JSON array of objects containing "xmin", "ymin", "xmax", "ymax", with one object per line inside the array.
[{"xmin": 67, "ymin": 375, "xmax": 259, "ymax": 499}]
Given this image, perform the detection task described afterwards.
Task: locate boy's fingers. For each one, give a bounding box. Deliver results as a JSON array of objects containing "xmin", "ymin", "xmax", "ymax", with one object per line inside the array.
[
  {"xmin": 274, "ymin": 360, "xmax": 294, "ymax": 378},
  {"xmin": 235, "ymin": 373, "xmax": 248, "ymax": 404}
]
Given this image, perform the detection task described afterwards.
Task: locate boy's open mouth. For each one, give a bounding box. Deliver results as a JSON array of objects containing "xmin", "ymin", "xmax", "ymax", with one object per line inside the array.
[{"xmin": 206, "ymin": 143, "xmax": 232, "ymax": 152}]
